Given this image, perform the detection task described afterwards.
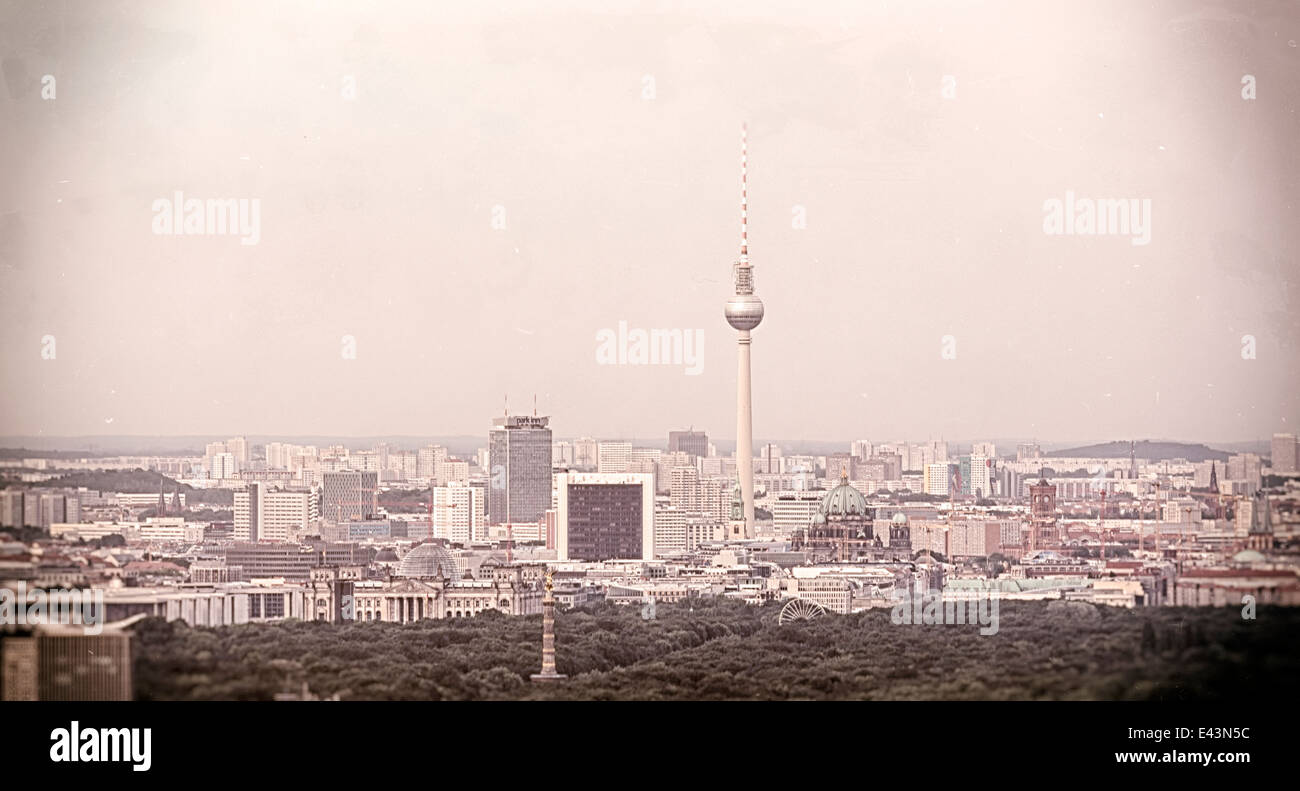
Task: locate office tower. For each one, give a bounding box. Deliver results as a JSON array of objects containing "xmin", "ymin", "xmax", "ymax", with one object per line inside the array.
[
  {"xmin": 417, "ymin": 445, "xmax": 448, "ymax": 481},
  {"xmin": 235, "ymin": 484, "xmax": 314, "ymax": 542},
  {"xmin": 723, "ymin": 123, "xmax": 763, "ymax": 539},
  {"xmin": 668, "ymin": 430, "xmax": 709, "ymax": 458},
  {"xmin": 771, "ymin": 491, "xmax": 824, "ymax": 536},
  {"xmin": 1016, "ymin": 442, "xmax": 1042, "ymax": 462},
  {"xmin": 209, "ymin": 452, "xmax": 237, "ymax": 480},
  {"xmin": 972, "ymin": 442, "xmax": 997, "ymax": 459},
  {"xmin": 851, "ymin": 439, "xmax": 873, "ymax": 459},
  {"xmin": 321, "ymin": 471, "xmax": 378, "ymax": 522},
  {"xmin": 386, "ymin": 450, "xmax": 417, "ymax": 481},
  {"xmin": 969, "ymin": 454, "xmax": 992, "ymax": 499},
  {"xmin": 552, "ymin": 441, "xmax": 574, "ymax": 466},
  {"xmin": 265, "ymin": 442, "xmax": 300, "ymax": 470},
  {"xmin": 432, "ymin": 481, "xmax": 485, "ymax": 543},
  {"xmin": 488, "ymin": 415, "xmax": 553, "ymax": 525},
  {"xmin": 0, "ymin": 623, "xmax": 133, "ymax": 701},
  {"xmin": 235, "ymin": 483, "xmax": 261, "ymax": 540},
  {"xmin": 669, "ymin": 466, "xmax": 701, "ymax": 511},
  {"xmin": 36, "ymin": 493, "xmax": 66, "ymax": 526},
  {"xmin": 1272, "ymin": 433, "xmax": 1298, "ymax": 473},
  {"xmin": 876, "ymin": 452, "xmax": 903, "ymax": 481},
  {"xmin": 825, "ymin": 452, "xmax": 855, "ymax": 480},
  {"xmin": 907, "ymin": 443, "xmax": 933, "ymax": 471},
  {"xmin": 573, "ymin": 437, "xmax": 599, "ymax": 469},
  {"xmin": 436, "ymin": 459, "xmax": 470, "ymax": 485},
  {"xmin": 699, "ymin": 455, "xmax": 736, "ymax": 478},
  {"xmin": 923, "ymin": 463, "xmax": 950, "ymax": 496},
  {"xmin": 1227, "ymin": 453, "xmax": 1263, "ymax": 491},
  {"xmin": 596, "ymin": 441, "xmax": 632, "ymax": 473},
  {"xmin": 555, "ymin": 472, "xmax": 655, "ymax": 561},
  {"xmin": 0, "ymin": 491, "xmax": 23, "ymax": 527},
  {"xmin": 685, "ymin": 517, "xmax": 726, "ymax": 550},
  {"xmin": 370, "ymin": 443, "xmax": 392, "ymax": 473},
  {"xmin": 759, "ymin": 443, "xmax": 783, "ymax": 474},
  {"xmin": 654, "ymin": 503, "xmax": 687, "ymax": 556},
  {"xmin": 699, "ymin": 477, "xmax": 734, "ymax": 522},
  {"xmin": 226, "ymin": 436, "xmax": 249, "ymax": 466}
]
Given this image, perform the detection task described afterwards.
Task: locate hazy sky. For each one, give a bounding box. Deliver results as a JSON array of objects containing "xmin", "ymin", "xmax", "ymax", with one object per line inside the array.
[{"xmin": 1, "ymin": 0, "xmax": 1297, "ymax": 444}]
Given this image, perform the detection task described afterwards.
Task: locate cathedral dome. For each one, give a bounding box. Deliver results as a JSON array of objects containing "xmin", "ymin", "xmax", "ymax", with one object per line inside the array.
[
  {"xmin": 397, "ymin": 542, "xmax": 459, "ymax": 580},
  {"xmin": 892, "ymin": 512, "xmax": 909, "ymax": 526},
  {"xmin": 818, "ymin": 478, "xmax": 869, "ymax": 519}
]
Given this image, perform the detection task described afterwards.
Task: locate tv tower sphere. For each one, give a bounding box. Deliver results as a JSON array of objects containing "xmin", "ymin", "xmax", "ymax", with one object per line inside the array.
[{"xmin": 725, "ymin": 293, "xmax": 764, "ymax": 330}]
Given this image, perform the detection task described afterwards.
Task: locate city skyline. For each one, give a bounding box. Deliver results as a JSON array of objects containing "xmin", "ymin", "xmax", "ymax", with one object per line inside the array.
[{"xmin": 2, "ymin": 0, "xmax": 1296, "ymax": 443}]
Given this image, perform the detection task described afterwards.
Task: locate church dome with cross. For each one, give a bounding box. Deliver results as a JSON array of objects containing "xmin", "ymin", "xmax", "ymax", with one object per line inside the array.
[{"xmin": 812, "ymin": 470, "xmax": 870, "ymax": 524}]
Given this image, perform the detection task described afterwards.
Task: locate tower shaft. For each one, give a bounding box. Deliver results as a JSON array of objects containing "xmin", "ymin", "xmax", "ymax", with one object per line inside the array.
[{"xmin": 736, "ymin": 330, "xmax": 755, "ymax": 537}]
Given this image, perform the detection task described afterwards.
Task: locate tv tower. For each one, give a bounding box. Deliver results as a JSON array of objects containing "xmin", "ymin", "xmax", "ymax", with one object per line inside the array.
[{"xmin": 723, "ymin": 123, "xmax": 764, "ymax": 538}]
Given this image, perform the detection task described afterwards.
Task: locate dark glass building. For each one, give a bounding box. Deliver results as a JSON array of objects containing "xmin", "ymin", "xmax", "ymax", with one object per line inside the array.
[{"xmin": 487, "ymin": 415, "xmax": 553, "ymax": 525}]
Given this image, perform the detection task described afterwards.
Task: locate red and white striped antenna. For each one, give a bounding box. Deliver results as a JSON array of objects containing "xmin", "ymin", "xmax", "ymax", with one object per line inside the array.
[{"xmin": 739, "ymin": 122, "xmax": 748, "ymax": 262}]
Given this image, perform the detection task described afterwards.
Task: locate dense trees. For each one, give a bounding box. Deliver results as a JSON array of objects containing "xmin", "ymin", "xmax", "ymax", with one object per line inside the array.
[{"xmin": 131, "ymin": 600, "xmax": 1299, "ymax": 701}]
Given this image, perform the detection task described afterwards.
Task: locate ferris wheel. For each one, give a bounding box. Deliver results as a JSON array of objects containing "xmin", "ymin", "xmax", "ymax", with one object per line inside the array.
[{"xmin": 777, "ymin": 598, "xmax": 827, "ymax": 625}]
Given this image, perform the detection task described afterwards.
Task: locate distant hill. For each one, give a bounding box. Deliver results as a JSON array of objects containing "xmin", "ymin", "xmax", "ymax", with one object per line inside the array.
[{"xmin": 1047, "ymin": 440, "xmax": 1229, "ymax": 463}]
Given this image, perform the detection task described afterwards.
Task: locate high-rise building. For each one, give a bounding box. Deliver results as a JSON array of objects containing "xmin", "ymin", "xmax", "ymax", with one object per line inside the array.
[
  {"xmin": 209, "ymin": 452, "xmax": 237, "ymax": 480},
  {"xmin": 771, "ymin": 491, "xmax": 824, "ymax": 536},
  {"xmin": 488, "ymin": 415, "xmax": 553, "ymax": 525},
  {"xmin": 1227, "ymin": 453, "xmax": 1263, "ymax": 491},
  {"xmin": 968, "ymin": 454, "xmax": 992, "ymax": 499},
  {"xmin": 235, "ymin": 484, "xmax": 315, "ymax": 542},
  {"xmin": 669, "ymin": 466, "xmax": 701, "ymax": 512},
  {"xmin": 923, "ymin": 464, "xmax": 950, "ymax": 496},
  {"xmin": 321, "ymin": 471, "xmax": 378, "ymax": 522},
  {"xmin": 723, "ymin": 123, "xmax": 763, "ymax": 539},
  {"xmin": 227, "ymin": 436, "xmax": 249, "ymax": 466},
  {"xmin": 668, "ymin": 430, "xmax": 709, "ymax": 458},
  {"xmin": 654, "ymin": 503, "xmax": 687, "ymax": 556},
  {"xmin": 825, "ymin": 453, "xmax": 855, "ymax": 481},
  {"xmin": 436, "ymin": 459, "xmax": 469, "ymax": 485},
  {"xmin": 851, "ymin": 439, "xmax": 873, "ymax": 460},
  {"xmin": 759, "ymin": 443, "xmax": 783, "ymax": 474},
  {"xmin": 573, "ymin": 437, "xmax": 599, "ymax": 469},
  {"xmin": 1, "ymin": 623, "xmax": 134, "ymax": 701},
  {"xmin": 417, "ymin": 445, "xmax": 448, "ymax": 481},
  {"xmin": 432, "ymin": 481, "xmax": 485, "ymax": 543},
  {"xmin": 597, "ymin": 441, "xmax": 632, "ymax": 473},
  {"xmin": 0, "ymin": 491, "xmax": 23, "ymax": 528},
  {"xmin": 1016, "ymin": 443, "xmax": 1042, "ymax": 462},
  {"xmin": 1272, "ymin": 433, "xmax": 1298, "ymax": 473},
  {"xmin": 555, "ymin": 472, "xmax": 654, "ymax": 561}
]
